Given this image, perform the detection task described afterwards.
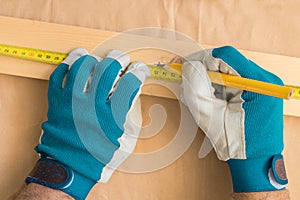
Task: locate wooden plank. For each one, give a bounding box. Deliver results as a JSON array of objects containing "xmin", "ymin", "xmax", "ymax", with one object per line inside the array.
[{"xmin": 0, "ymin": 16, "xmax": 299, "ymax": 116}]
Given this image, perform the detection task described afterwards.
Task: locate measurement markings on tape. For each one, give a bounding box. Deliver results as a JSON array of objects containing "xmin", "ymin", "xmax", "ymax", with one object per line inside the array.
[
  {"xmin": 0, "ymin": 44, "xmax": 67, "ymax": 65},
  {"xmin": 0, "ymin": 44, "xmax": 182, "ymax": 82}
]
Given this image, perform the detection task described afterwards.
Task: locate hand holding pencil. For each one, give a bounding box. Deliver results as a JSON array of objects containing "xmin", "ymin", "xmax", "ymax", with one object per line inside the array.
[
  {"xmin": 181, "ymin": 45, "xmax": 288, "ymax": 193},
  {"xmin": 167, "ymin": 51, "xmax": 299, "ymax": 100}
]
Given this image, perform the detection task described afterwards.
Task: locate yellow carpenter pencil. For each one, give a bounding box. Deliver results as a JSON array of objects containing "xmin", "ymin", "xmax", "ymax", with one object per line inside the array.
[{"xmin": 169, "ymin": 63, "xmax": 296, "ymax": 100}]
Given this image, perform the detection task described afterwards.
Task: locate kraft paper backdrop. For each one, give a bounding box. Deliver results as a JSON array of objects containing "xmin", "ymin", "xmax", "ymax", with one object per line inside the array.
[
  {"xmin": 0, "ymin": 1, "xmax": 299, "ymax": 199},
  {"xmin": 0, "ymin": 0, "xmax": 299, "ymax": 57}
]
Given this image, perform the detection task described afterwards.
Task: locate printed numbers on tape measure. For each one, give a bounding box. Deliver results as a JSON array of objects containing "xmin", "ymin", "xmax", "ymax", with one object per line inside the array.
[
  {"xmin": 0, "ymin": 44, "xmax": 67, "ymax": 65},
  {"xmin": 0, "ymin": 44, "xmax": 181, "ymax": 82},
  {"xmin": 149, "ymin": 66, "xmax": 182, "ymax": 82}
]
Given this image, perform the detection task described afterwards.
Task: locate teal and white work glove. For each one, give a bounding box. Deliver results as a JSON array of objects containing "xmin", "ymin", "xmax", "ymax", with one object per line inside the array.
[
  {"xmin": 181, "ymin": 46, "xmax": 288, "ymax": 193},
  {"xmin": 26, "ymin": 48, "xmax": 150, "ymax": 199}
]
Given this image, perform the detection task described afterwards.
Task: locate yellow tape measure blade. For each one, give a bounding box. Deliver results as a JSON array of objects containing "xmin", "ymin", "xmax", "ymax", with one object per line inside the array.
[
  {"xmin": 148, "ymin": 65, "xmax": 182, "ymax": 82},
  {"xmin": 0, "ymin": 44, "xmax": 67, "ymax": 65}
]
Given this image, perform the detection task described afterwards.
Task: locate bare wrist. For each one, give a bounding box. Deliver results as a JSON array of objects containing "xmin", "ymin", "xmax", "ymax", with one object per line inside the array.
[
  {"xmin": 15, "ymin": 183, "xmax": 74, "ymax": 200},
  {"xmin": 231, "ymin": 190, "xmax": 290, "ymax": 200}
]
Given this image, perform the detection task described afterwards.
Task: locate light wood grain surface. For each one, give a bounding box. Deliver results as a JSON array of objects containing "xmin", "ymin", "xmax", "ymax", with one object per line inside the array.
[{"xmin": 0, "ymin": 16, "xmax": 299, "ymax": 116}]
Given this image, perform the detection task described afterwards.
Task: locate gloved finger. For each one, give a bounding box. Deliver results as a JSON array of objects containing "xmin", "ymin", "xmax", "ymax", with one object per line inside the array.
[
  {"xmin": 183, "ymin": 49, "xmax": 229, "ymax": 100},
  {"xmin": 109, "ymin": 62, "xmax": 150, "ymax": 128},
  {"xmin": 48, "ymin": 48, "xmax": 89, "ymax": 90},
  {"xmin": 62, "ymin": 48, "xmax": 89, "ymax": 66},
  {"xmin": 212, "ymin": 46, "xmax": 283, "ymax": 85},
  {"xmin": 181, "ymin": 59, "xmax": 228, "ymax": 160},
  {"xmin": 49, "ymin": 63, "xmax": 69, "ymax": 91},
  {"xmin": 67, "ymin": 55, "xmax": 100, "ymax": 93},
  {"xmin": 184, "ymin": 49, "xmax": 219, "ymax": 72},
  {"xmin": 88, "ymin": 50, "xmax": 130, "ymax": 101},
  {"xmin": 62, "ymin": 48, "xmax": 104, "ymax": 68},
  {"xmin": 181, "ymin": 60, "xmax": 217, "ymax": 99},
  {"xmin": 64, "ymin": 55, "xmax": 99, "ymax": 92},
  {"xmin": 125, "ymin": 61, "xmax": 150, "ymax": 84}
]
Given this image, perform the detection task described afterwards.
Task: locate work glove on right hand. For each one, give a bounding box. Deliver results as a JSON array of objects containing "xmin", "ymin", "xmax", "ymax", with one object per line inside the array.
[{"xmin": 181, "ymin": 46, "xmax": 288, "ymax": 192}]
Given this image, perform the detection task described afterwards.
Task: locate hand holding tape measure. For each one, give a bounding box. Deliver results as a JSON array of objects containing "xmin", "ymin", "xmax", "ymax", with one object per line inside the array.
[{"xmin": 0, "ymin": 43, "xmax": 299, "ymax": 100}]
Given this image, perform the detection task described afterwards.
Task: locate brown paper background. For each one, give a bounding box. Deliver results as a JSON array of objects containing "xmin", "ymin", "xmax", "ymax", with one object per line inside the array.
[
  {"xmin": 0, "ymin": 0, "xmax": 299, "ymax": 57},
  {"xmin": 0, "ymin": 1, "xmax": 299, "ymax": 199}
]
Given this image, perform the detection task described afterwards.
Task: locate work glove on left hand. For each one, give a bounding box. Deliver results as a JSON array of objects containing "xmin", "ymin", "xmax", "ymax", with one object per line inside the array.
[{"xmin": 26, "ymin": 49, "xmax": 150, "ymax": 200}]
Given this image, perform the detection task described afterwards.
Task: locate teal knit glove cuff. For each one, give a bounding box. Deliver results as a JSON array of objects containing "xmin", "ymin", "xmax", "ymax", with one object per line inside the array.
[{"xmin": 228, "ymin": 154, "xmax": 288, "ymax": 192}]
